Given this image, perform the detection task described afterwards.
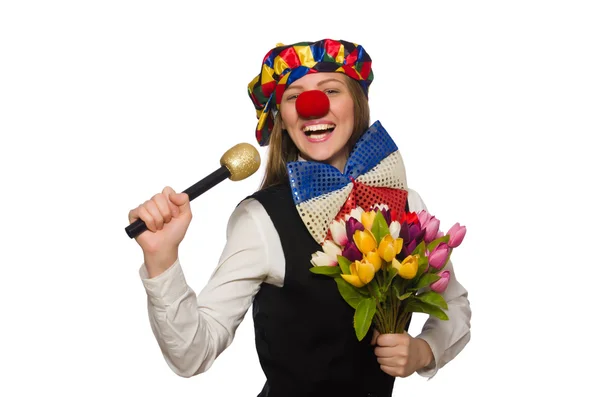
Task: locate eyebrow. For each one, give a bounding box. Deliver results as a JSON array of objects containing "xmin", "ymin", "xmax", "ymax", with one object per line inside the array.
[{"xmin": 287, "ymin": 78, "xmax": 345, "ymax": 91}]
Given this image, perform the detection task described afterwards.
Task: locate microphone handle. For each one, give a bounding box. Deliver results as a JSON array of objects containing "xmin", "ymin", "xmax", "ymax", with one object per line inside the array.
[{"xmin": 125, "ymin": 165, "xmax": 231, "ymax": 239}]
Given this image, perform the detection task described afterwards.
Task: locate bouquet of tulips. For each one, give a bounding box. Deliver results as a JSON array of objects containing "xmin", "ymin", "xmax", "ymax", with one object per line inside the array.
[{"xmin": 310, "ymin": 205, "xmax": 466, "ymax": 341}]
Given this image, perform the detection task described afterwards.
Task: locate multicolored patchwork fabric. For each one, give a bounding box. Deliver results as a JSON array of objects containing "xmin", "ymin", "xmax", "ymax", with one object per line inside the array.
[
  {"xmin": 248, "ymin": 39, "xmax": 374, "ymax": 146},
  {"xmin": 286, "ymin": 121, "xmax": 408, "ymax": 245}
]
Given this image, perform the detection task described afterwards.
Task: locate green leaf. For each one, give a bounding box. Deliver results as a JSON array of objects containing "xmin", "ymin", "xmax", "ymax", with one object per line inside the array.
[
  {"xmin": 415, "ymin": 273, "xmax": 441, "ymax": 290},
  {"xmin": 412, "ymin": 241, "xmax": 426, "ymax": 257},
  {"xmin": 415, "ymin": 254, "xmax": 429, "ymax": 279},
  {"xmin": 309, "ymin": 266, "xmax": 341, "ymax": 277},
  {"xmin": 357, "ymin": 286, "xmax": 371, "ymax": 296},
  {"xmin": 381, "ymin": 266, "xmax": 398, "ymax": 293},
  {"xmin": 334, "ymin": 277, "xmax": 365, "ymax": 309},
  {"xmin": 392, "ymin": 279, "xmax": 409, "ymax": 300},
  {"xmin": 371, "ymin": 211, "xmax": 390, "ymax": 245},
  {"xmin": 415, "ymin": 291, "xmax": 448, "ymax": 310},
  {"xmin": 426, "ymin": 235, "xmax": 450, "ymax": 253},
  {"xmin": 337, "ymin": 255, "xmax": 351, "ymax": 275},
  {"xmin": 354, "ymin": 297, "xmax": 377, "ymax": 341},
  {"xmin": 404, "ymin": 299, "xmax": 449, "ymax": 321},
  {"xmin": 398, "ymin": 291, "xmax": 413, "ymax": 300}
]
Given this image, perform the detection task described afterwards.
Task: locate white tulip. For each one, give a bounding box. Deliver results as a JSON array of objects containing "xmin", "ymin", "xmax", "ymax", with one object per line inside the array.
[
  {"xmin": 323, "ymin": 240, "xmax": 342, "ymax": 259},
  {"xmin": 389, "ymin": 221, "xmax": 401, "ymax": 239},
  {"xmin": 310, "ymin": 251, "xmax": 337, "ymax": 267},
  {"xmin": 330, "ymin": 220, "xmax": 348, "ymax": 246}
]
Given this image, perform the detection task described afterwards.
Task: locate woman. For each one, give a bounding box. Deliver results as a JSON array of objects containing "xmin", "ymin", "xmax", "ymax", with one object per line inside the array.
[{"xmin": 129, "ymin": 39, "xmax": 471, "ymax": 397}]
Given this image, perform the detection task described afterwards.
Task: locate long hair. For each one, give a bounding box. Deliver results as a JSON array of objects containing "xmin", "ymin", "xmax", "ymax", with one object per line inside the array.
[{"xmin": 259, "ymin": 76, "xmax": 371, "ymax": 190}]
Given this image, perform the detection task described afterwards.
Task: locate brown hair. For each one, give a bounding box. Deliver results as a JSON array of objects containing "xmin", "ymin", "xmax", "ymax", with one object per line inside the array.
[{"xmin": 259, "ymin": 76, "xmax": 371, "ymax": 190}]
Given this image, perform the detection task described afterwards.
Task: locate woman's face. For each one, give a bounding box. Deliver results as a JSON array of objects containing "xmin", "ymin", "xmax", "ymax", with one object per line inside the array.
[{"xmin": 279, "ymin": 72, "xmax": 354, "ymax": 171}]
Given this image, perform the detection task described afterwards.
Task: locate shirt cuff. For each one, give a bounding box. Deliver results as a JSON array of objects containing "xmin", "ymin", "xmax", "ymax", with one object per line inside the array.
[
  {"xmin": 415, "ymin": 331, "xmax": 441, "ymax": 379},
  {"xmin": 139, "ymin": 259, "xmax": 190, "ymax": 308}
]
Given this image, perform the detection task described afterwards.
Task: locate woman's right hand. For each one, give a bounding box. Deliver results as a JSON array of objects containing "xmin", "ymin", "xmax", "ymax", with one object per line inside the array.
[{"xmin": 128, "ymin": 186, "xmax": 192, "ymax": 277}]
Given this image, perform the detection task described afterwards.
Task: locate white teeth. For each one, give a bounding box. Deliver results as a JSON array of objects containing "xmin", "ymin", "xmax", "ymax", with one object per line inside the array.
[{"xmin": 303, "ymin": 123, "xmax": 335, "ymax": 132}]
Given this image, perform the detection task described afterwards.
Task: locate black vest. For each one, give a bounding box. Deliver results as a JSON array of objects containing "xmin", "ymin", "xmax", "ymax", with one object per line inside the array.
[{"xmin": 249, "ymin": 183, "xmax": 398, "ymax": 397}]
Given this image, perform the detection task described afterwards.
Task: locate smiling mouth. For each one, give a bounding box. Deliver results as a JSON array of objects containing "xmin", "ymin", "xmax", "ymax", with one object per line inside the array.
[{"xmin": 303, "ymin": 123, "xmax": 336, "ymax": 136}]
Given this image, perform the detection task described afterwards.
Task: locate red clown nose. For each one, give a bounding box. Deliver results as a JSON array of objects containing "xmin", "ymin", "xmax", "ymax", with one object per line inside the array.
[{"xmin": 295, "ymin": 90, "xmax": 330, "ymax": 119}]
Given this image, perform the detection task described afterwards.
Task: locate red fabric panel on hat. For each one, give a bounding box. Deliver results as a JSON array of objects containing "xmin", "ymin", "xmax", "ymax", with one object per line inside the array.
[
  {"xmin": 279, "ymin": 47, "xmax": 301, "ymax": 69},
  {"xmin": 261, "ymin": 80, "xmax": 276, "ymax": 98},
  {"xmin": 342, "ymin": 65, "xmax": 361, "ymax": 80},
  {"xmin": 275, "ymin": 84, "xmax": 286, "ymax": 105},
  {"xmin": 324, "ymin": 39, "xmax": 341, "ymax": 60},
  {"xmin": 359, "ymin": 61, "xmax": 372, "ymax": 80},
  {"xmin": 346, "ymin": 48, "xmax": 358, "ymax": 65}
]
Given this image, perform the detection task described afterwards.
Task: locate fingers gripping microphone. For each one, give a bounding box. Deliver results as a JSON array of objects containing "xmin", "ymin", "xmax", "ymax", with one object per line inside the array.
[{"xmin": 125, "ymin": 143, "xmax": 261, "ymax": 239}]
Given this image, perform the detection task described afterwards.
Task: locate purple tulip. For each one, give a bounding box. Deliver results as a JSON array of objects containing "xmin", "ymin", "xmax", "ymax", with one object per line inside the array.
[
  {"xmin": 346, "ymin": 217, "xmax": 365, "ymax": 242},
  {"xmin": 401, "ymin": 239, "xmax": 417, "ymax": 258},
  {"xmin": 342, "ymin": 241, "xmax": 362, "ymax": 262},
  {"xmin": 428, "ymin": 243, "xmax": 450, "ymax": 269},
  {"xmin": 399, "ymin": 222, "xmax": 422, "ymax": 243},
  {"xmin": 412, "ymin": 224, "xmax": 426, "ymax": 244},
  {"xmin": 446, "ymin": 223, "xmax": 467, "ymax": 248},
  {"xmin": 431, "ymin": 270, "xmax": 450, "ymax": 293},
  {"xmin": 380, "ymin": 208, "xmax": 392, "ymax": 225}
]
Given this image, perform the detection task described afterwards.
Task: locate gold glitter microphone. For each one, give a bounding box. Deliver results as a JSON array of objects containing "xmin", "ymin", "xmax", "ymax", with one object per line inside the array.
[{"xmin": 125, "ymin": 143, "xmax": 261, "ymax": 238}]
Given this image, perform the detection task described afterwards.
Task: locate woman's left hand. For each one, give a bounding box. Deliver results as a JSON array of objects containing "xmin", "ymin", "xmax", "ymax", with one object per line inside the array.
[{"xmin": 371, "ymin": 330, "xmax": 434, "ymax": 378}]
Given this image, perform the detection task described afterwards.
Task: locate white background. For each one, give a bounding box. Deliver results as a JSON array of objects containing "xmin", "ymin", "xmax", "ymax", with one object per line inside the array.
[{"xmin": 1, "ymin": 1, "xmax": 599, "ymax": 395}]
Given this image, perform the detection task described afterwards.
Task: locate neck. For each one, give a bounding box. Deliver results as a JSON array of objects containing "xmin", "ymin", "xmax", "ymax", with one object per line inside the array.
[{"xmin": 297, "ymin": 149, "xmax": 349, "ymax": 172}]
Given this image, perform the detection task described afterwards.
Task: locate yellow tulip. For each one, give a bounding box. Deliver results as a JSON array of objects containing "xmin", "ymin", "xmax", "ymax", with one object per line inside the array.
[
  {"xmin": 378, "ymin": 235, "xmax": 404, "ymax": 262},
  {"xmin": 361, "ymin": 211, "xmax": 376, "ymax": 231},
  {"xmin": 353, "ymin": 229, "xmax": 377, "ymax": 254},
  {"xmin": 365, "ymin": 251, "xmax": 382, "ymax": 272},
  {"xmin": 392, "ymin": 255, "xmax": 419, "ymax": 280},
  {"xmin": 357, "ymin": 260, "xmax": 375, "ymax": 284},
  {"xmin": 341, "ymin": 260, "xmax": 375, "ymax": 288}
]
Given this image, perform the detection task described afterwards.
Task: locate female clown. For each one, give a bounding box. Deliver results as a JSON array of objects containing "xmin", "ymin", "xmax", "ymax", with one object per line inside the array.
[{"xmin": 128, "ymin": 39, "xmax": 471, "ymax": 397}]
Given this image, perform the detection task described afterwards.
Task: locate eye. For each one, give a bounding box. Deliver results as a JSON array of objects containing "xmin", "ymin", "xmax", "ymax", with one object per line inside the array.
[
  {"xmin": 324, "ymin": 89, "xmax": 340, "ymax": 96},
  {"xmin": 285, "ymin": 93, "xmax": 299, "ymax": 101}
]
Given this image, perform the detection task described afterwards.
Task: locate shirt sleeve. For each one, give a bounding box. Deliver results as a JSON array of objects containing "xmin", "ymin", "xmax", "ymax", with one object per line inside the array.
[
  {"xmin": 407, "ymin": 188, "xmax": 472, "ymax": 379},
  {"xmin": 138, "ymin": 198, "xmax": 283, "ymax": 377}
]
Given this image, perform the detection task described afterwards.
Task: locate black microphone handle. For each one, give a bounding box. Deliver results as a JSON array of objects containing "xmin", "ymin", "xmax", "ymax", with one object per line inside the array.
[{"xmin": 125, "ymin": 165, "xmax": 231, "ymax": 239}]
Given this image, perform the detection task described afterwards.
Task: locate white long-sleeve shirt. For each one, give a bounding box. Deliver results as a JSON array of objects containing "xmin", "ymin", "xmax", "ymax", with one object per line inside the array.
[{"xmin": 139, "ymin": 188, "xmax": 471, "ymax": 379}]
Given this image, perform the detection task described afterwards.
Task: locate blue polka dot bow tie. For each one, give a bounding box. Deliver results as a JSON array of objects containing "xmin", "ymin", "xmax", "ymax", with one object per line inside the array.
[{"xmin": 286, "ymin": 120, "xmax": 409, "ymax": 245}]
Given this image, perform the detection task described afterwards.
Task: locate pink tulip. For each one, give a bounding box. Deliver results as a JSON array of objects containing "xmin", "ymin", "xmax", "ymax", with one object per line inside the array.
[
  {"xmin": 428, "ymin": 243, "xmax": 449, "ymax": 269},
  {"xmin": 431, "ymin": 270, "xmax": 450, "ymax": 293},
  {"xmin": 446, "ymin": 223, "xmax": 467, "ymax": 248},
  {"xmin": 423, "ymin": 217, "xmax": 440, "ymax": 244},
  {"xmin": 417, "ymin": 210, "xmax": 431, "ymax": 226}
]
